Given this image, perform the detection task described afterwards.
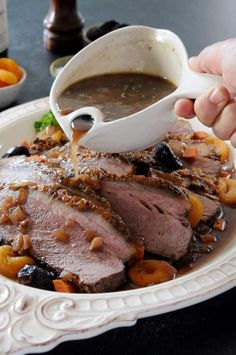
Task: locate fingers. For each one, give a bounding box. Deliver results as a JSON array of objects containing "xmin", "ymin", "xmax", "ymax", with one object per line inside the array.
[
  {"xmin": 194, "ymin": 86, "xmax": 236, "ymax": 146},
  {"xmin": 174, "ymin": 98, "xmax": 195, "ymax": 118},
  {"xmin": 189, "ymin": 39, "xmax": 236, "ymax": 90},
  {"xmin": 174, "ymin": 86, "xmax": 236, "ymax": 147},
  {"xmin": 188, "ymin": 56, "xmax": 204, "ymax": 73},
  {"xmin": 212, "ymin": 102, "xmax": 236, "ymax": 143},
  {"xmin": 194, "ymin": 86, "xmax": 230, "ymax": 126},
  {"xmin": 229, "ymin": 130, "xmax": 236, "ymax": 148},
  {"xmin": 189, "ymin": 40, "xmax": 226, "ymax": 75}
]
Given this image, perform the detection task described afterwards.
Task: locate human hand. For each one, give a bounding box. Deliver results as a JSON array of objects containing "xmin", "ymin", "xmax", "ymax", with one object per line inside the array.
[{"xmin": 175, "ymin": 39, "xmax": 236, "ymax": 147}]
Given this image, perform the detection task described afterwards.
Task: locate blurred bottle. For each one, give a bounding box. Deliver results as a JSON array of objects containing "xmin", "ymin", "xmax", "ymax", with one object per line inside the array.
[
  {"xmin": 0, "ymin": 0, "xmax": 8, "ymax": 57},
  {"xmin": 43, "ymin": 0, "xmax": 85, "ymax": 55}
]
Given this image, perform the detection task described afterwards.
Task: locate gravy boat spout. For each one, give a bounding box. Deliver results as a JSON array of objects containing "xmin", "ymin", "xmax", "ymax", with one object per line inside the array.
[{"xmin": 50, "ymin": 25, "xmax": 222, "ymax": 153}]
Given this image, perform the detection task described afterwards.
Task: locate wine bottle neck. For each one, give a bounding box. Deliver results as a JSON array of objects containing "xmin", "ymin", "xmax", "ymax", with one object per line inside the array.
[{"xmin": 0, "ymin": 0, "xmax": 8, "ymax": 54}]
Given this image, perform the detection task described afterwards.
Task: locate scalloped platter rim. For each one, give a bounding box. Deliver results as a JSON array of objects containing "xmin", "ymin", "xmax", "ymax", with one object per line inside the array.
[{"xmin": 0, "ymin": 97, "xmax": 236, "ymax": 355}]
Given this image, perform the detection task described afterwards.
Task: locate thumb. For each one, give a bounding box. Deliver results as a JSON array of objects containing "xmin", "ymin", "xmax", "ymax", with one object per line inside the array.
[{"xmin": 188, "ymin": 56, "xmax": 204, "ymax": 73}]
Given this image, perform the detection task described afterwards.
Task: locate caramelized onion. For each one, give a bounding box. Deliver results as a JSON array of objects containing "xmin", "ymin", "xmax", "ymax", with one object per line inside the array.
[
  {"xmin": 13, "ymin": 234, "xmax": 31, "ymax": 254},
  {"xmin": 83, "ymin": 229, "xmax": 100, "ymax": 242},
  {"xmin": 18, "ymin": 188, "xmax": 28, "ymax": 205},
  {"xmin": 89, "ymin": 236, "xmax": 103, "ymax": 251},
  {"xmin": 0, "ymin": 213, "xmax": 10, "ymax": 224},
  {"xmin": 12, "ymin": 234, "xmax": 23, "ymax": 252},
  {"xmin": 54, "ymin": 229, "xmax": 69, "ymax": 242},
  {"xmin": 9, "ymin": 206, "xmax": 27, "ymax": 226},
  {"xmin": 65, "ymin": 218, "xmax": 78, "ymax": 227},
  {"xmin": 0, "ymin": 196, "xmax": 17, "ymax": 214}
]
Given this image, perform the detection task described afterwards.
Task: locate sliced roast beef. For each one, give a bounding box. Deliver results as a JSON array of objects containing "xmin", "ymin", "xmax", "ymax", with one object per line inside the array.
[
  {"xmin": 168, "ymin": 119, "xmax": 193, "ymax": 137},
  {"xmin": 168, "ymin": 139, "xmax": 221, "ymax": 177},
  {"xmin": 0, "ymin": 185, "xmax": 136, "ymax": 292},
  {"xmin": 99, "ymin": 176, "xmax": 192, "ymax": 260},
  {"xmin": 194, "ymin": 193, "xmax": 221, "ymax": 224},
  {"xmin": 149, "ymin": 168, "xmax": 220, "ymax": 224},
  {"xmin": 47, "ymin": 143, "xmax": 135, "ymax": 178},
  {"xmin": 0, "ymin": 157, "xmax": 110, "ymax": 210},
  {"xmin": 0, "ymin": 156, "xmax": 52, "ymax": 185}
]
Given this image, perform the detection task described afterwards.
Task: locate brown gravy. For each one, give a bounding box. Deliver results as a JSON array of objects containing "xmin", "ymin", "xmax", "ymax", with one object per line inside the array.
[
  {"xmin": 70, "ymin": 115, "xmax": 94, "ymax": 178},
  {"xmin": 61, "ymin": 72, "xmax": 176, "ymax": 176},
  {"xmin": 56, "ymin": 72, "xmax": 176, "ymax": 121},
  {"xmin": 71, "ymin": 129, "xmax": 86, "ymax": 178}
]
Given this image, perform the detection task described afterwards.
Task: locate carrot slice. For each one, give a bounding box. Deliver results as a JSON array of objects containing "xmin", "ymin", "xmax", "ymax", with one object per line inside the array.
[
  {"xmin": 182, "ymin": 146, "xmax": 198, "ymax": 160},
  {"xmin": 200, "ymin": 234, "xmax": 217, "ymax": 244},
  {"xmin": 193, "ymin": 131, "xmax": 209, "ymax": 140},
  {"xmin": 204, "ymin": 136, "xmax": 230, "ymax": 163},
  {"xmin": 187, "ymin": 194, "xmax": 204, "ymax": 228},
  {"xmin": 128, "ymin": 259, "xmax": 177, "ymax": 287},
  {"xmin": 213, "ymin": 218, "xmax": 226, "ymax": 231},
  {"xmin": 53, "ymin": 279, "xmax": 76, "ymax": 293}
]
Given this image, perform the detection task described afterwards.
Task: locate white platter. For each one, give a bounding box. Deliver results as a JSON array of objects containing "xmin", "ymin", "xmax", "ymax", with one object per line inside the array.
[{"xmin": 0, "ymin": 97, "xmax": 236, "ymax": 355}]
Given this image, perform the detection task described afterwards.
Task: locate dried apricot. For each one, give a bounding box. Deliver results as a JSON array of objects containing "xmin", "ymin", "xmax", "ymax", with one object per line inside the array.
[
  {"xmin": 204, "ymin": 136, "xmax": 230, "ymax": 163},
  {"xmin": 187, "ymin": 194, "xmax": 204, "ymax": 228},
  {"xmin": 0, "ymin": 69, "xmax": 18, "ymax": 86},
  {"xmin": 0, "ymin": 81, "xmax": 8, "ymax": 87},
  {"xmin": 0, "ymin": 245, "xmax": 35, "ymax": 279},
  {"xmin": 216, "ymin": 178, "xmax": 236, "ymax": 205},
  {"xmin": 128, "ymin": 259, "xmax": 177, "ymax": 287},
  {"xmin": 0, "ymin": 58, "xmax": 22, "ymax": 81}
]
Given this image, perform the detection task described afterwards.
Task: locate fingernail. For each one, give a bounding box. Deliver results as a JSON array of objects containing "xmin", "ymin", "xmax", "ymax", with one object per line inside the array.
[{"xmin": 209, "ymin": 87, "xmax": 227, "ymax": 104}]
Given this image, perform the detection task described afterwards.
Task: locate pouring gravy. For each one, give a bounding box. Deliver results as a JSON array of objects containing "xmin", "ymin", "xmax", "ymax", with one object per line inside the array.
[{"xmin": 56, "ymin": 72, "xmax": 176, "ymax": 177}]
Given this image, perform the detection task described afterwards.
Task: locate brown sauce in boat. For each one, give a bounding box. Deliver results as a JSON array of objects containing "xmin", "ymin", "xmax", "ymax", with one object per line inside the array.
[
  {"xmin": 57, "ymin": 72, "xmax": 176, "ymax": 176},
  {"xmin": 56, "ymin": 72, "xmax": 176, "ymax": 121}
]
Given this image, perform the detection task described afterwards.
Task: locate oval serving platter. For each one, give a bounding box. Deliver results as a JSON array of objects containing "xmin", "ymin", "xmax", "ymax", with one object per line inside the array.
[{"xmin": 0, "ymin": 97, "xmax": 236, "ymax": 355}]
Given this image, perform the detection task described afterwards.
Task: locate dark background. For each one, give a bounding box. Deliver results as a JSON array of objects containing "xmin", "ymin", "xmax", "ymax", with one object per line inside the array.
[
  {"xmin": 4, "ymin": 0, "xmax": 236, "ymax": 354},
  {"xmin": 7, "ymin": 0, "xmax": 236, "ymax": 106}
]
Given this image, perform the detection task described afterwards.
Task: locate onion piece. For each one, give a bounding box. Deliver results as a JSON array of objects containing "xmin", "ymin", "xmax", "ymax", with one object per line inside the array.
[
  {"xmin": 89, "ymin": 236, "xmax": 103, "ymax": 251},
  {"xmin": 9, "ymin": 206, "xmax": 27, "ymax": 225},
  {"xmin": 54, "ymin": 229, "xmax": 69, "ymax": 242}
]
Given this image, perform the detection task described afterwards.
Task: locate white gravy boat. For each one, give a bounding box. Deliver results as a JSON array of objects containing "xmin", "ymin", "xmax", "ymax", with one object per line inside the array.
[{"xmin": 50, "ymin": 25, "xmax": 222, "ymax": 153}]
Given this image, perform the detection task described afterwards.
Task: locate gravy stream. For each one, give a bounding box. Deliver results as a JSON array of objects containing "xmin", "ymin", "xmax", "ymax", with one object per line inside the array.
[{"xmin": 71, "ymin": 129, "xmax": 87, "ymax": 178}]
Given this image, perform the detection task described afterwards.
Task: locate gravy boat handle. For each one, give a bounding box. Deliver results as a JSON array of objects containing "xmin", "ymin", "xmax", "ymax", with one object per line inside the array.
[
  {"xmin": 77, "ymin": 70, "xmax": 223, "ymax": 153},
  {"xmin": 176, "ymin": 68, "xmax": 223, "ymax": 98}
]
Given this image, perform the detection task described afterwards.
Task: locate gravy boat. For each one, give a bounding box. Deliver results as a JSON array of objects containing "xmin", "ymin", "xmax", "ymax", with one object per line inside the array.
[{"xmin": 50, "ymin": 25, "xmax": 222, "ymax": 153}]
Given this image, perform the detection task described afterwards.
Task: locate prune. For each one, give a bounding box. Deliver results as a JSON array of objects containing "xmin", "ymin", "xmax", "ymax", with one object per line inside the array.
[
  {"xmin": 135, "ymin": 161, "xmax": 150, "ymax": 176},
  {"xmin": 17, "ymin": 265, "xmax": 55, "ymax": 291},
  {"xmin": 86, "ymin": 20, "xmax": 129, "ymax": 42},
  {"xmin": 2, "ymin": 145, "xmax": 30, "ymax": 158},
  {"xmin": 152, "ymin": 142, "xmax": 183, "ymax": 172}
]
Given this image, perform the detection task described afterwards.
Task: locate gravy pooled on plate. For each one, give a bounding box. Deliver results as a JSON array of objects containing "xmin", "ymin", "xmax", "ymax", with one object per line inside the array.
[{"xmin": 56, "ymin": 72, "xmax": 176, "ymax": 121}]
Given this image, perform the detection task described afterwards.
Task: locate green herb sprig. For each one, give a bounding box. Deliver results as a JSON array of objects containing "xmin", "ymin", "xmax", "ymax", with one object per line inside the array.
[{"xmin": 34, "ymin": 111, "xmax": 59, "ymax": 132}]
